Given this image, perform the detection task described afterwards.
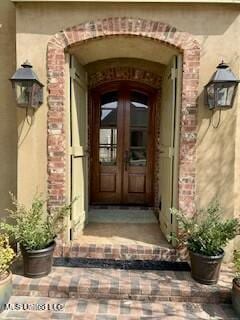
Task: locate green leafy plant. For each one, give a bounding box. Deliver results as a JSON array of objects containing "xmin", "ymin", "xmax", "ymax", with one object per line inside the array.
[
  {"xmin": 0, "ymin": 193, "xmax": 74, "ymax": 251},
  {"xmin": 170, "ymin": 200, "xmax": 240, "ymax": 256},
  {"xmin": 234, "ymin": 250, "xmax": 240, "ymax": 282},
  {"xmin": 0, "ymin": 234, "xmax": 15, "ymax": 278}
]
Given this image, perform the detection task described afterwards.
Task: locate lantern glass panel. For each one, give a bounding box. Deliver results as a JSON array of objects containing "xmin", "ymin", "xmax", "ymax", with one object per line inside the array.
[
  {"xmin": 15, "ymin": 81, "xmax": 33, "ymax": 106},
  {"xmin": 206, "ymin": 83, "xmax": 215, "ymax": 109},
  {"xmin": 215, "ymin": 82, "xmax": 235, "ymax": 107},
  {"xmin": 31, "ymin": 82, "xmax": 43, "ymax": 108}
]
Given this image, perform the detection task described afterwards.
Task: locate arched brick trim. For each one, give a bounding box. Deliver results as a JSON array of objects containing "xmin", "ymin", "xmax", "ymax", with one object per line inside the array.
[
  {"xmin": 47, "ymin": 17, "xmax": 200, "ymax": 215},
  {"xmin": 88, "ymin": 67, "xmax": 162, "ymax": 89}
]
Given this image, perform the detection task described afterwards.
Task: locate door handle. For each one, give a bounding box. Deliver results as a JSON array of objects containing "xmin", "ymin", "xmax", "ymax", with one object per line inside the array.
[{"xmin": 124, "ymin": 150, "xmax": 129, "ymax": 170}]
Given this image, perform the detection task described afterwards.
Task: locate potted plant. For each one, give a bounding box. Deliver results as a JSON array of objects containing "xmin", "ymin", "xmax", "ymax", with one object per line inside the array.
[
  {"xmin": 232, "ymin": 249, "xmax": 240, "ymax": 316},
  {"xmin": 171, "ymin": 201, "xmax": 239, "ymax": 285},
  {"xmin": 0, "ymin": 194, "xmax": 73, "ymax": 278},
  {"xmin": 0, "ymin": 234, "xmax": 15, "ymax": 310}
]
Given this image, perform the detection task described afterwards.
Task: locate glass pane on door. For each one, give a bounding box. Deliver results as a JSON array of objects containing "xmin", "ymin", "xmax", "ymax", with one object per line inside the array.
[
  {"xmin": 99, "ymin": 91, "xmax": 118, "ymax": 165},
  {"xmin": 129, "ymin": 149, "xmax": 147, "ymax": 166},
  {"xmin": 131, "ymin": 130, "xmax": 147, "ymax": 147},
  {"xmin": 129, "ymin": 91, "xmax": 149, "ymax": 167}
]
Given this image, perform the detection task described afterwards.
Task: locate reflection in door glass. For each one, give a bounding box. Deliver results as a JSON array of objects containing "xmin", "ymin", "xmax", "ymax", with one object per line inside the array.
[
  {"xmin": 129, "ymin": 149, "xmax": 147, "ymax": 166},
  {"xmin": 100, "ymin": 129, "xmax": 117, "ymax": 145},
  {"xmin": 130, "ymin": 91, "xmax": 149, "ymax": 166},
  {"xmin": 101, "ymin": 109, "xmax": 117, "ymax": 127},
  {"xmin": 130, "ymin": 91, "xmax": 149, "ymax": 127},
  {"xmin": 130, "ymin": 130, "xmax": 147, "ymax": 147},
  {"xmin": 101, "ymin": 92, "xmax": 118, "ymax": 109},
  {"xmin": 99, "ymin": 129, "xmax": 117, "ymax": 165},
  {"xmin": 99, "ymin": 92, "xmax": 118, "ymax": 165},
  {"xmin": 99, "ymin": 147, "xmax": 117, "ymax": 165}
]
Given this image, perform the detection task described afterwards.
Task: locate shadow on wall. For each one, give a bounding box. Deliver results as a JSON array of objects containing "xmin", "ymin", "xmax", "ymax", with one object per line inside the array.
[
  {"xmin": 17, "ymin": 107, "xmax": 36, "ymax": 148},
  {"xmin": 196, "ymin": 88, "xmax": 236, "ymax": 218}
]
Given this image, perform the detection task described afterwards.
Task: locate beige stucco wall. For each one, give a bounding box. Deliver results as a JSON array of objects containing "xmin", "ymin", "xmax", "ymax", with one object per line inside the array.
[
  {"xmin": 0, "ymin": 0, "xmax": 17, "ymax": 215},
  {"xmin": 13, "ymin": 2, "xmax": 240, "ymax": 255}
]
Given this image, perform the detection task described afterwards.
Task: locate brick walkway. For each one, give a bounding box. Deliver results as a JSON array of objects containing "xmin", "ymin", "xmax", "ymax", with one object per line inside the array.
[
  {"xmin": 12, "ymin": 265, "xmax": 233, "ymax": 304},
  {"xmin": 1, "ymin": 296, "xmax": 238, "ymax": 319},
  {"xmin": 5, "ymin": 262, "xmax": 237, "ymax": 319}
]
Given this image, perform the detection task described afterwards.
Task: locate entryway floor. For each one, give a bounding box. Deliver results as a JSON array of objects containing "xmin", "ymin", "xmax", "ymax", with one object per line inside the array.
[
  {"xmin": 75, "ymin": 207, "xmax": 171, "ymax": 247},
  {"xmin": 54, "ymin": 208, "xmax": 181, "ymax": 262},
  {"xmin": 88, "ymin": 207, "xmax": 158, "ymax": 224},
  {"xmin": 77, "ymin": 223, "xmax": 171, "ymax": 247}
]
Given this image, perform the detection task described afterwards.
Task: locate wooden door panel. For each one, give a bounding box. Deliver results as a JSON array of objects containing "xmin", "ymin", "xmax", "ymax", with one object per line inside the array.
[
  {"xmin": 123, "ymin": 88, "xmax": 155, "ymax": 205},
  {"xmin": 128, "ymin": 174, "xmax": 146, "ymax": 193},
  {"xmin": 100, "ymin": 173, "xmax": 116, "ymax": 192},
  {"xmin": 91, "ymin": 86, "xmax": 123, "ymax": 204},
  {"xmin": 90, "ymin": 82, "xmax": 156, "ymax": 206}
]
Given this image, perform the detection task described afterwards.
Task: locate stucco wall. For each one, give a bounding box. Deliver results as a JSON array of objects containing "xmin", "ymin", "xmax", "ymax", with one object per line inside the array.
[
  {"xmin": 0, "ymin": 0, "xmax": 17, "ymax": 215},
  {"xmin": 14, "ymin": 1, "xmax": 239, "ymax": 253}
]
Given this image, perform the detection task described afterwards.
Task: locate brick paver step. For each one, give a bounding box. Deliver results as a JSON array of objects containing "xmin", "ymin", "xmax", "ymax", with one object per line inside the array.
[
  {"xmin": 1, "ymin": 296, "xmax": 238, "ymax": 319},
  {"xmin": 54, "ymin": 241, "xmax": 182, "ymax": 262},
  {"xmin": 12, "ymin": 265, "xmax": 233, "ymax": 304}
]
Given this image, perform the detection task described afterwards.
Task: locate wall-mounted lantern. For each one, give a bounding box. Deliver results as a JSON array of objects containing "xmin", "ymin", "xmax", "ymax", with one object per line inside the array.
[
  {"xmin": 205, "ymin": 62, "xmax": 239, "ymax": 110},
  {"xmin": 10, "ymin": 61, "xmax": 44, "ymax": 108}
]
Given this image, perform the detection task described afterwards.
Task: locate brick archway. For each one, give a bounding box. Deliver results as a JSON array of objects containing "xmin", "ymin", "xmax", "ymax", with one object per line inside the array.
[
  {"xmin": 88, "ymin": 66, "xmax": 162, "ymax": 89},
  {"xmin": 47, "ymin": 17, "xmax": 200, "ymax": 215}
]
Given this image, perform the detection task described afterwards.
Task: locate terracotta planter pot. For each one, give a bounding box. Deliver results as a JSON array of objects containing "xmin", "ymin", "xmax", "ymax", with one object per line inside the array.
[
  {"xmin": 0, "ymin": 271, "xmax": 12, "ymax": 312},
  {"xmin": 232, "ymin": 278, "xmax": 240, "ymax": 316},
  {"xmin": 189, "ymin": 249, "xmax": 224, "ymax": 285},
  {"xmin": 21, "ymin": 241, "xmax": 56, "ymax": 278}
]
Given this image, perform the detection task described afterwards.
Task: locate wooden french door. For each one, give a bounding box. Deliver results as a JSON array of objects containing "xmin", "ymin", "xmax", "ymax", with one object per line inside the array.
[{"xmin": 90, "ymin": 82, "xmax": 156, "ymax": 205}]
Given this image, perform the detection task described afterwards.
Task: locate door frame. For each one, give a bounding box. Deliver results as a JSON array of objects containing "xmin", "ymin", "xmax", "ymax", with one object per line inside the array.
[
  {"xmin": 89, "ymin": 80, "xmax": 157, "ymax": 206},
  {"xmin": 65, "ymin": 55, "xmax": 182, "ymax": 243}
]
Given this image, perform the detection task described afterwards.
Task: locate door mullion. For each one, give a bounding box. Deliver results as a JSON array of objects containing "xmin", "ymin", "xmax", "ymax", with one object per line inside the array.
[
  {"xmin": 115, "ymin": 87, "xmax": 123, "ymax": 204},
  {"xmin": 122, "ymin": 87, "xmax": 131, "ymax": 204}
]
